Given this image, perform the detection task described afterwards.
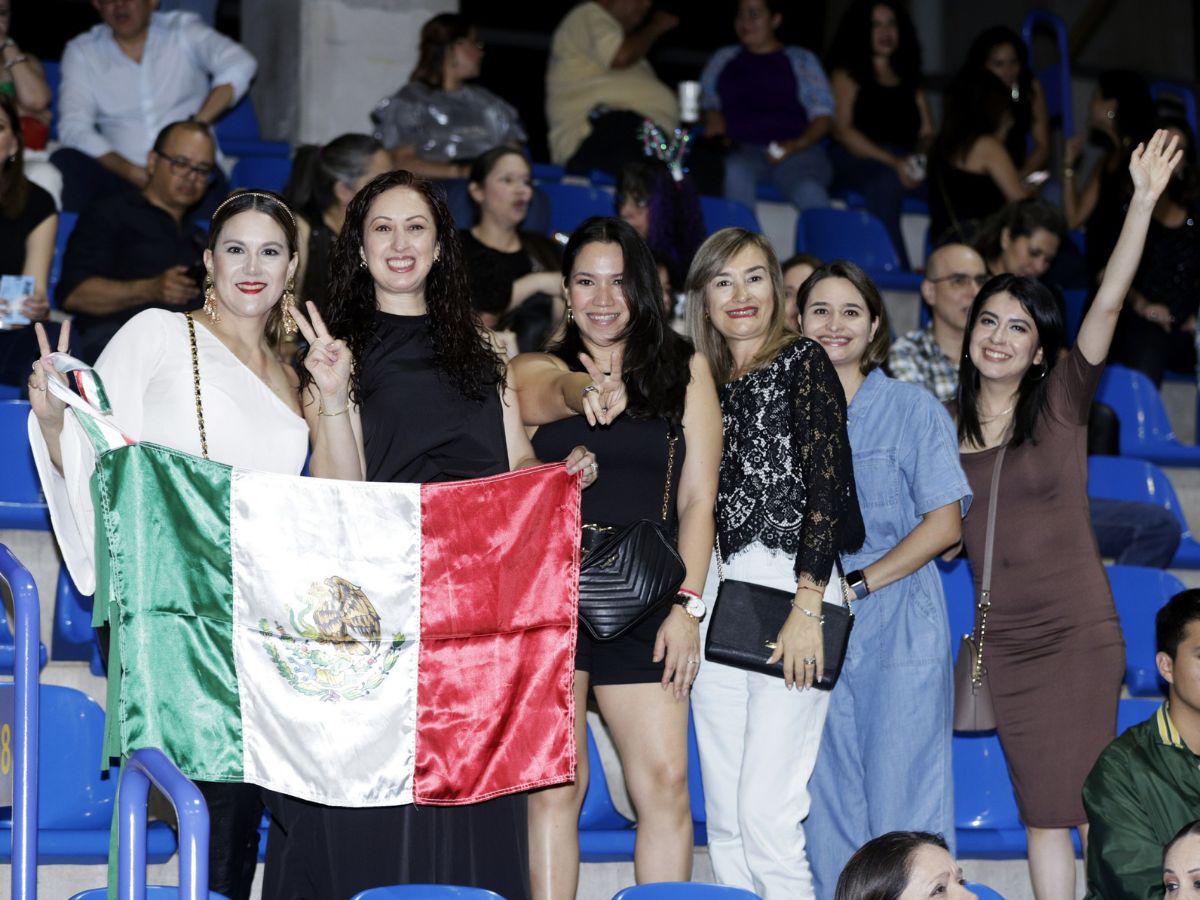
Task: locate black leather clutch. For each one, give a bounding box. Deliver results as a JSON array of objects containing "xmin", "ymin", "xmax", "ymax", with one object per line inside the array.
[
  {"xmin": 577, "ymin": 520, "xmax": 686, "ymax": 642},
  {"xmin": 704, "ymin": 577, "xmax": 852, "ymax": 689}
]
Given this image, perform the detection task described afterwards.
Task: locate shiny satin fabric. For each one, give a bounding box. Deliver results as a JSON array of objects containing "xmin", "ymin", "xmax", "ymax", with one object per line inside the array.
[{"xmin": 416, "ymin": 464, "xmax": 580, "ymax": 803}]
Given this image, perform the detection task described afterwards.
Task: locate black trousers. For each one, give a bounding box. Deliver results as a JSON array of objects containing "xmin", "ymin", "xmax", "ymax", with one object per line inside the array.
[
  {"xmin": 195, "ymin": 781, "xmax": 264, "ymax": 900},
  {"xmin": 1111, "ymin": 310, "xmax": 1196, "ymax": 386}
]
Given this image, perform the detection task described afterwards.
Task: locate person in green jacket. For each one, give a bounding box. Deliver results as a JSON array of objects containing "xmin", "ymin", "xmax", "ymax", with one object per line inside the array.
[{"xmin": 1083, "ymin": 590, "xmax": 1200, "ymax": 900}]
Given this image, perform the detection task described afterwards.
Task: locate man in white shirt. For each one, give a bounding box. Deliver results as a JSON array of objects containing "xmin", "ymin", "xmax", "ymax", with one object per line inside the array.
[{"xmin": 51, "ymin": 0, "xmax": 256, "ymax": 213}]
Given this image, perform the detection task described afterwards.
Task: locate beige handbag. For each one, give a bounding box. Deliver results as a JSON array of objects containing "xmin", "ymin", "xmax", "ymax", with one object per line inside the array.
[{"xmin": 952, "ymin": 444, "xmax": 1006, "ymax": 733}]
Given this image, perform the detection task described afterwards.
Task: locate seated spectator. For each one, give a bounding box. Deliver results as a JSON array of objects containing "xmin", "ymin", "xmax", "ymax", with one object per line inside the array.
[
  {"xmin": 283, "ymin": 133, "xmax": 390, "ymax": 309},
  {"xmin": 891, "ymin": 241, "xmax": 1181, "ymax": 569},
  {"xmin": 929, "ymin": 69, "xmax": 1030, "ymax": 245},
  {"xmin": 974, "ymin": 197, "xmax": 1065, "ymax": 280},
  {"xmin": 963, "ymin": 26, "xmax": 1050, "ymax": 179},
  {"xmin": 835, "ymin": 832, "xmax": 976, "ymax": 900},
  {"xmin": 371, "ymin": 14, "xmax": 525, "ymax": 181},
  {"xmin": 0, "ymin": 0, "xmax": 52, "ymax": 149},
  {"xmin": 1111, "ymin": 116, "xmax": 1200, "ymax": 386},
  {"xmin": 57, "ymin": 120, "xmax": 211, "ymax": 363},
  {"xmin": 615, "ymin": 158, "xmax": 704, "ymax": 289},
  {"xmin": 827, "ymin": 0, "xmax": 932, "ymax": 269},
  {"xmin": 1084, "ymin": 590, "xmax": 1200, "ymax": 900},
  {"xmin": 51, "ymin": 0, "xmax": 253, "ymax": 213},
  {"xmin": 460, "ymin": 146, "xmax": 562, "ymax": 352},
  {"xmin": 1163, "ymin": 822, "xmax": 1200, "ymax": 899},
  {"xmin": 546, "ymin": 0, "xmax": 679, "ymax": 178},
  {"xmin": 781, "ymin": 252, "xmax": 820, "ymax": 330},
  {"xmin": 0, "ymin": 91, "xmax": 60, "ymax": 390},
  {"xmin": 700, "ymin": 0, "xmax": 834, "ymax": 213}
]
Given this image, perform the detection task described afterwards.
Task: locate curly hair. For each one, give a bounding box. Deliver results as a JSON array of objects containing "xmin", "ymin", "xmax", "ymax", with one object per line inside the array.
[
  {"xmin": 615, "ymin": 160, "xmax": 705, "ymax": 288},
  {"xmin": 299, "ymin": 169, "xmax": 503, "ymax": 404},
  {"xmin": 827, "ymin": 0, "xmax": 923, "ymax": 90}
]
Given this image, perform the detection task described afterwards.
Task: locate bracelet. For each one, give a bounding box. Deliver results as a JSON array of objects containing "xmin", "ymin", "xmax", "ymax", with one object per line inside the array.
[
  {"xmin": 318, "ymin": 398, "xmax": 348, "ymax": 417},
  {"xmin": 3, "ymin": 55, "xmax": 27, "ymax": 70},
  {"xmin": 791, "ymin": 601, "xmax": 825, "ymax": 625},
  {"xmin": 676, "ymin": 587, "xmax": 700, "ymax": 600}
]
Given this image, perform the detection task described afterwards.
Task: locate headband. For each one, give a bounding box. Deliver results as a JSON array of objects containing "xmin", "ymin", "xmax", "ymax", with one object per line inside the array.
[
  {"xmin": 212, "ymin": 191, "xmax": 297, "ymax": 229},
  {"xmin": 639, "ymin": 119, "xmax": 691, "ymax": 183}
]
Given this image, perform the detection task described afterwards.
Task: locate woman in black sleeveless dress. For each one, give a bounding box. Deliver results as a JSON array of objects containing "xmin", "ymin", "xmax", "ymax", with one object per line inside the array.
[
  {"xmin": 512, "ymin": 217, "xmax": 722, "ymax": 900},
  {"xmin": 266, "ymin": 171, "xmax": 596, "ymax": 900}
]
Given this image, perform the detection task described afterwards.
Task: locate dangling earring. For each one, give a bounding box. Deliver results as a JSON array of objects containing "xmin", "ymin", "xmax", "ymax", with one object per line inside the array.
[
  {"xmin": 566, "ymin": 306, "xmax": 574, "ymax": 323},
  {"xmin": 203, "ymin": 274, "xmax": 221, "ymax": 322},
  {"xmin": 281, "ymin": 277, "xmax": 298, "ymax": 336}
]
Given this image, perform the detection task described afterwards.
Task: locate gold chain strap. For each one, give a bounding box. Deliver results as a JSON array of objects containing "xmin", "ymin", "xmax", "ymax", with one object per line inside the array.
[
  {"xmin": 185, "ymin": 312, "xmax": 209, "ymax": 460},
  {"xmin": 972, "ymin": 591, "xmax": 990, "ymax": 686},
  {"xmin": 660, "ymin": 432, "xmax": 678, "ymax": 522}
]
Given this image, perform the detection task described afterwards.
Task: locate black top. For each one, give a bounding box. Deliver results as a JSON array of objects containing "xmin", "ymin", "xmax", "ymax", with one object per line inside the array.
[
  {"xmin": 1004, "ymin": 93, "xmax": 1034, "ymax": 169},
  {"xmin": 459, "ymin": 229, "xmax": 561, "ymax": 317},
  {"xmin": 360, "ymin": 311, "xmax": 508, "ymax": 484},
  {"xmin": 716, "ymin": 337, "xmax": 863, "ymax": 581},
  {"xmin": 0, "ymin": 182, "xmax": 55, "ymax": 274},
  {"xmin": 1133, "ymin": 212, "xmax": 1200, "ymax": 326},
  {"xmin": 57, "ymin": 190, "xmax": 206, "ymax": 363},
  {"xmin": 300, "ymin": 217, "xmax": 336, "ymax": 309},
  {"xmin": 929, "ymin": 160, "xmax": 1008, "ymax": 244},
  {"xmin": 851, "ymin": 79, "xmax": 921, "ymax": 152}
]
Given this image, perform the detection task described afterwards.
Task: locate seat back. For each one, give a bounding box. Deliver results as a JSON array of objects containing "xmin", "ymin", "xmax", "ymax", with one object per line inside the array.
[
  {"xmin": 1087, "ymin": 456, "xmax": 1191, "ymax": 534},
  {"xmin": 1095, "ymin": 365, "xmax": 1181, "ymax": 453},
  {"xmin": 34, "ymin": 684, "xmax": 114, "ymax": 828},
  {"xmin": 230, "ymin": 156, "xmax": 293, "ymax": 194},
  {"xmin": 953, "ymin": 731, "xmax": 1022, "ymax": 833},
  {"xmin": 540, "ymin": 182, "xmax": 614, "ymax": 238},
  {"xmin": 1106, "ymin": 565, "xmax": 1184, "ymax": 696},
  {"xmin": 70, "ymin": 889, "xmax": 229, "ymax": 899},
  {"xmin": 0, "ymin": 401, "xmax": 50, "ymax": 530},
  {"xmin": 613, "ymin": 884, "xmax": 761, "ymax": 900},
  {"xmin": 43, "ymin": 60, "xmax": 62, "ymax": 142},
  {"xmin": 351, "ymin": 886, "xmax": 504, "ymax": 900},
  {"xmin": 699, "ymin": 196, "xmax": 760, "ymax": 235},
  {"xmin": 579, "ymin": 723, "xmax": 634, "ymax": 831},
  {"xmin": 966, "ymin": 884, "xmax": 1005, "ymax": 900},
  {"xmin": 1021, "ymin": 11, "xmax": 1073, "ymax": 137},
  {"xmin": 937, "ymin": 558, "xmax": 977, "ymax": 657},
  {"xmin": 214, "ymin": 95, "xmax": 262, "ymax": 143},
  {"xmin": 49, "ymin": 211, "xmax": 80, "ymax": 305},
  {"xmin": 796, "ymin": 208, "xmax": 903, "ymax": 274},
  {"xmin": 1117, "ymin": 697, "xmax": 1162, "ymax": 735}
]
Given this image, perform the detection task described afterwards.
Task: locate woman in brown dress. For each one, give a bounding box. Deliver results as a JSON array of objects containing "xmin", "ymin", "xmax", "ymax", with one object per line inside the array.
[{"xmin": 953, "ymin": 129, "xmax": 1182, "ymax": 900}]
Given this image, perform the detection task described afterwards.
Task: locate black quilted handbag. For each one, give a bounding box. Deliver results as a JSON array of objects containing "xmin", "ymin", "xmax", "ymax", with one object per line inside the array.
[{"xmin": 577, "ymin": 431, "xmax": 686, "ymax": 641}]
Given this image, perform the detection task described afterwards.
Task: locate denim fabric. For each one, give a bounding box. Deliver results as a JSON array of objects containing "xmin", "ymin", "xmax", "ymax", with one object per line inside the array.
[
  {"xmin": 724, "ymin": 142, "xmax": 832, "ymax": 213},
  {"xmin": 807, "ymin": 371, "xmax": 971, "ymax": 900},
  {"xmin": 830, "ymin": 143, "xmax": 920, "ymax": 270},
  {"xmin": 1090, "ymin": 497, "xmax": 1182, "ymax": 568}
]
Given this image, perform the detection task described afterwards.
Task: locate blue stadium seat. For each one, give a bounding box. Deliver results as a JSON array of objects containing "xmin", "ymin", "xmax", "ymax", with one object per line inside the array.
[
  {"xmin": 1151, "ymin": 80, "xmax": 1198, "ymax": 134},
  {"xmin": 579, "ymin": 722, "xmax": 636, "ymax": 862},
  {"xmin": 966, "ymin": 884, "xmax": 1004, "ymax": 900},
  {"xmin": 1021, "ymin": 11, "xmax": 1073, "ymax": 138},
  {"xmin": 699, "ymin": 196, "xmax": 760, "ymax": 235},
  {"xmin": 0, "ymin": 685, "xmax": 176, "ymax": 864},
  {"xmin": 937, "ymin": 557, "xmax": 976, "ymax": 661},
  {"xmin": 1096, "ymin": 365, "xmax": 1200, "ymax": 466},
  {"xmin": 70, "ymin": 889, "xmax": 228, "ymax": 899},
  {"xmin": 1117, "ymin": 697, "xmax": 1161, "ymax": 735},
  {"xmin": 613, "ymin": 885, "xmax": 760, "ymax": 900},
  {"xmin": 230, "ymin": 155, "xmax": 293, "ymax": 193},
  {"xmin": 953, "ymin": 732, "xmax": 1024, "ymax": 858},
  {"xmin": 1106, "ymin": 565, "xmax": 1184, "ymax": 696},
  {"xmin": 51, "ymin": 567, "xmax": 104, "ymax": 673},
  {"xmin": 351, "ymin": 887, "xmax": 503, "ymax": 900},
  {"xmin": 0, "ymin": 385, "xmax": 18, "ymax": 400},
  {"xmin": 0, "ymin": 603, "xmax": 47, "ymax": 674},
  {"xmin": 49, "ymin": 211, "xmax": 79, "ymax": 305},
  {"xmin": 1087, "ymin": 455, "xmax": 1200, "ymax": 568},
  {"xmin": 213, "ymin": 95, "xmax": 289, "ymax": 158},
  {"xmin": 687, "ymin": 708, "xmax": 706, "ymax": 844},
  {"xmin": 0, "ymin": 401, "xmax": 50, "ymax": 530},
  {"xmin": 795, "ymin": 208, "xmax": 921, "ymax": 291},
  {"xmin": 540, "ymin": 182, "xmax": 614, "ymax": 238},
  {"xmin": 532, "ymin": 162, "xmax": 565, "ymax": 183},
  {"xmin": 1061, "ymin": 289, "xmax": 1086, "ymax": 345},
  {"xmin": 43, "ymin": 60, "xmax": 61, "ymax": 142}
]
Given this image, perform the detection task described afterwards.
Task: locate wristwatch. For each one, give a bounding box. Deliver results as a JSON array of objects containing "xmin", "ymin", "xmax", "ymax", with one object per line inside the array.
[
  {"xmin": 674, "ymin": 591, "xmax": 706, "ymax": 622},
  {"xmin": 844, "ymin": 569, "xmax": 870, "ymax": 602}
]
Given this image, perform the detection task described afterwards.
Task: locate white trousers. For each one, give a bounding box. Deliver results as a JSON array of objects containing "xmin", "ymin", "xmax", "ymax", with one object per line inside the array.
[{"xmin": 692, "ymin": 545, "xmax": 841, "ymax": 900}]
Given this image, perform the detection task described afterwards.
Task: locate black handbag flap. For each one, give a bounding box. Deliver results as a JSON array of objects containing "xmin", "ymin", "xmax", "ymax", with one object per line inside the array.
[{"xmin": 578, "ymin": 520, "xmax": 686, "ymax": 642}]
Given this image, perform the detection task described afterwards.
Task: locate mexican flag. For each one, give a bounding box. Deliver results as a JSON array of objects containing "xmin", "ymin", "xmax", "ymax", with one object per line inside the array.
[{"xmin": 46, "ymin": 357, "xmax": 581, "ymax": 807}]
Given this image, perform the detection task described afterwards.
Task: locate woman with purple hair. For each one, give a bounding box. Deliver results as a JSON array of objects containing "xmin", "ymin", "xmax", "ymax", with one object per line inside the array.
[{"xmin": 615, "ymin": 159, "xmax": 706, "ymax": 290}]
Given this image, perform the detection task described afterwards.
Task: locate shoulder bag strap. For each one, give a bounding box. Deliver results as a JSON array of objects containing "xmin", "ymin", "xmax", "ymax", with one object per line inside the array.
[
  {"xmin": 184, "ymin": 312, "xmax": 209, "ymax": 460},
  {"xmin": 660, "ymin": 424, "xmax": 678, "ymax": 523},
  {"xmin": 971, "ymin": 443, "xmax": 1007, "ymax": 683}
]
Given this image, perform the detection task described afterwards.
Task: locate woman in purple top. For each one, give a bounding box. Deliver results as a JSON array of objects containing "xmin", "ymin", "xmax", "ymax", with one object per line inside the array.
[{"xmin": 700, "ymin": 0, "xmax": 834, "ymax": 214}]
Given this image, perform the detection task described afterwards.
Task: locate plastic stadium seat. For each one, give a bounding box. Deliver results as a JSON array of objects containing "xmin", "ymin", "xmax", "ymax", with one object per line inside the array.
[
  {"xmin": 1106, "ymin": 565, "xmax": 1184, "ymax": 696},
  {"xmin": 687, "ymin": 708, "xmax": 706, "ymax": 844},
  {"xmin": 43, "ymin": 60, "xmax": 61, "ymax": 142},
  {"xmin": 351, "ymin": 887, "xmax": 503, "ymax": 900},
  {"xmin": 832, "ymin": 187, "xmax": 929, "ymax": 217},
  {"xmin": 1021, "ymin": 12, "xmax": 1073, "ymax": 138},
  {"xmin": 1087, "ymin": 455, "xmax": 1200, "ymax": 568},
  {"xmin": 70, "ymin": 890, "xmax": 228, "ymax": 899},
  {"xmin": 213, "ymin": 95, "xmax": 289, "ymax": 158},
  {"xmin": 230, "ymin": 155, "xmax": 293, "ymax": 193},
  {"xmin": 0, "ymin": 685, "xmax": 176, "ymax": 864},
  {"xmin": 699, "ymin": 195, "xmax": 760, "ymax": 235},
  {"xmin": 0, "ymin": 603, "xmax": 47, "ymax": 674},
  {"xmin": 1095, "ymin": 365, "xmax": 1200, "ymax": 466},
  {"xmin": 0, "ymin": 401, "xmax": 50, "ymax": 530},
  {"xmin": 1061, "ymin": 289, "xmax": 1086, "ymax": 345},
  {"xmin": 540, "ymin": 182, "xmax": 614, "ymax": 238},
  {"xmin": 51, "ymin": 567, "xmax": 104, "ymax": 673},
  {"xmin": 795, "ymin": 208, "xmax": 922, "ymax": 291},
  {"xmin": 937, "ymin": 557, "xmax": 977, "ymax": 661},
  {"xmin": 1117, "ymin": 697, "xmax": 1161, "ymax": 735},
  {"xmin": 579, "ymin": 722, "xmax": 635, "ymax": 862},
  {"xmin": 613, "ymin": 885, "xmax": 760, "ymax": 900},
  {"xmin": 532, "ymin": 162, "xmax": 565, "ymax": 183},
  {"xmin": 966, "ymin": 884, "xmax": 1004, "ymax": 900},
  {"xmin": 49, "ymin": 211, "xmax": 79, "ymax": 304},
  {"xmin": 0, "ymin": 385, "xmax": 17, "ymax": 399},
  {"xmin": 953, "ymin": 732, "xmax": 1024, "ymax": 858}
]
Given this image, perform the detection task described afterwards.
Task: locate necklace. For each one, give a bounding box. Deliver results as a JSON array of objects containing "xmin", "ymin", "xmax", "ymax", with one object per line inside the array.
[{"xmin": 979, "ymin": 403, "xmax": 1015, "ymax": 422}]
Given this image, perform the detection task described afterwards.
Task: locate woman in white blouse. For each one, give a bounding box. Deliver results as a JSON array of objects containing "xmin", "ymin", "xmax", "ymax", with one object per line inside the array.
[{"xmin": 28, "ymin": 190, "xmax": 309, "ymax": 900}]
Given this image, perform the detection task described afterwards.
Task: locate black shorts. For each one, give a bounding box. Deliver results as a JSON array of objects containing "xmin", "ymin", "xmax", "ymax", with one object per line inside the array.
[{"xmin": 576, "ymin": 603, "xmax": 671, "ymax": 686}]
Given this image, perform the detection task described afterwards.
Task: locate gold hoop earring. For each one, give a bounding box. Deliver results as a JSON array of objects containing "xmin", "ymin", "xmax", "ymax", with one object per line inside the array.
[
  {"xmin": 203, "ymin": 274, "xmax": 221, "ymax": 323},
  {"xmin": 281, "ymin": 278, "xmax": 298, "ymax": 336}
]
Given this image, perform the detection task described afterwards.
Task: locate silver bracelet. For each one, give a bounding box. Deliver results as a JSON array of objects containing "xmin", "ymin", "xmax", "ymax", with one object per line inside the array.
[
  {"xmin": 3, "ymin": 55, "xmax": 27, "ymax": 71},
  {"xmin": 791, "ymin": 601, "xmax": 825, "ymax": 625}
]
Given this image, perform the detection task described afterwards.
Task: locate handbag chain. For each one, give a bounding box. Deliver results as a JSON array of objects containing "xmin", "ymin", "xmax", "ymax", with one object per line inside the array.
[
  {"xmin": 185, "ymin": 312, "xmax": 209, "ymax": 460},
  {"xmin": 970, "ymin": 443, "xmax": 1008, "ymax": 687}
]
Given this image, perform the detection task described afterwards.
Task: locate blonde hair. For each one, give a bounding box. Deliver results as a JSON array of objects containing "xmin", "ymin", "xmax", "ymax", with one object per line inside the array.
[{"xmin": 685, "ymin": 228, "xmax": 798, "ymax": 383}]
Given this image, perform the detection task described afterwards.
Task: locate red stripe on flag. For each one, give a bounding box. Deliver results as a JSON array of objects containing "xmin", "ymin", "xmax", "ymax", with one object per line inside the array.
[{"xmin": 414, "ymin": 462, "xmax": 580, "ymax": 804}]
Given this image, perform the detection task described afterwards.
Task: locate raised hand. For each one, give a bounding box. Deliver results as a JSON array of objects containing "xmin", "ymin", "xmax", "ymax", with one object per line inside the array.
[
  {"xmin": 578, "ymin": 347, "xmax": 627, "ymax": 427},
  {"xmin": 292, "ymin": 301, "xmax": 352, "ymax": 409},
  {"xmin": 1129, "ymin": 128, "xmax": 1183, "ymax": 205},
  {"xmin": 28, "ymin": 321, "xmax": 71, "ymax": 426}
]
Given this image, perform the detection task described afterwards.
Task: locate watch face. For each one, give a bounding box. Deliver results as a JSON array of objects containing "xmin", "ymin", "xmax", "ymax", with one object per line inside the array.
[{"xmin": 685, "ymin": 596, "xmax": 706, "ymax": 618}]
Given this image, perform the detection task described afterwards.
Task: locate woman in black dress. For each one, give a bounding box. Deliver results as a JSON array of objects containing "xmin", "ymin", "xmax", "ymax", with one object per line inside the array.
[
  {"xmin": 511, "ymin": 217, "xmax": 722, "ymax": 900},
  {"xmin": 270, "ymin": 170, "xmax": 596, "ymax": 900}
]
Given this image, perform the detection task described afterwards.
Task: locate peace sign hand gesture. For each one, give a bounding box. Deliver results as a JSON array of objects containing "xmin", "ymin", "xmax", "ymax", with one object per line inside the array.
[
  {"xmin": 578, "ymin": 348, "xmax": 626, "ymax": 427},
  {"xmin": 292, "ymin": 301, "xmax": 352, "ymax": 409},
  {"xmin": 29, "ymin": 321, "xmax": 71, "ymax": 428},
  {"xmin": 1129, "ymin": 128, "xmax": 1184, "ymax": 208}
]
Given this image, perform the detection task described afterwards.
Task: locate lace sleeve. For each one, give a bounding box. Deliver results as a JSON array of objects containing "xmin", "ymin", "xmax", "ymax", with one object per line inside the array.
[{"xmin": 790, "ymin": 342, "xmax": 865, "ymax": 582}]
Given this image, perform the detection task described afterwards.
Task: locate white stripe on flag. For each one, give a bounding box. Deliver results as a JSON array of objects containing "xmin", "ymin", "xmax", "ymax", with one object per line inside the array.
[{"xmin": 231, "ymin": 470, "xmax": 423, "ymax": 806}]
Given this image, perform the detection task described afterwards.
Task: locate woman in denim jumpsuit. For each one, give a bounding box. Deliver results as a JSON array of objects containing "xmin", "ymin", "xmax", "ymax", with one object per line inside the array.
[{"xmin": 796, "ymin": 261, "xmax": 972, "ymax": 900}]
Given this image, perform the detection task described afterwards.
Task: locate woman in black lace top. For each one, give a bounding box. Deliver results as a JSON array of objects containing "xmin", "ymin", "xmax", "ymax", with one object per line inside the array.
[{"xmin": 684, "ymin": 226, "xmax": 862, "ymax": 900}]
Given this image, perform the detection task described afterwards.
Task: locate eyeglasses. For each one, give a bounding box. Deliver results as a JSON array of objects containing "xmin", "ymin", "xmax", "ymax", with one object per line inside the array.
[
  {"xmin": 926, "ymin": 273, "xmax": 990, "ymax": 289},
  {"xmin": 156, "ymin": 152, "xmax": 216, "ymax": 182}
]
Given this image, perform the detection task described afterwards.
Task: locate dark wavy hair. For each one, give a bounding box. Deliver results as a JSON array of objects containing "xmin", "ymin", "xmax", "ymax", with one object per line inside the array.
[
  {"xmin": 933, "ymin": 69, "xmax": 1013, "ymax": 166},
  {"xmin": 835, "ymin": 832, "xmax": 949, "ymax": 900},
  {"xmin": 550, "ymin": 216, "xmax": 693, "ymax": 424},
  {"xmin": 827, "ymin": 0, "xmax": 923, "ymax": 90},
  {"xmin": 410, "ymin": 13, "xmax": 473, "ymax": 89},
  {"xmin": 1159, "ymin": 115, "xmax": 1199, "ymax": 208},
  {"xmin": 615, "ymin": 159, "xmax": 706, "ymax": 289},
  {"xmin": 284, "ymin": 133, "xmax": 385, "ymax": 223},
  {"xmin": 1097, "ymin": 70, "xmax": 1156, "ymax": 149},
  {"xmin": 964, "ymin": 25, "xmax": 1032, "ymax": 100},
  {"xmin": 974, "ymin": 198, "xmax": 1067, "ymax": 266},
  {"xmin": 797, "ymin": 260, "xmax": 891, "ymax": 375},
  {"xmin": 1156, "ymin": 589, "xmax": 1200, "ymax": 658},
  {"xmin": 0, "ymin": 93, "xmax": 28, "ymax": 220},
  {"xmin": 1164, "ymin": 820, "xmax": 1200, "ymax": 863},
  {"xmin": 302, "ymin": 170, "xmax": 502, "ymax": 404},
  {"xmin": 957, "ymin": 274, "xmax": 1065, "ymax": 449}
]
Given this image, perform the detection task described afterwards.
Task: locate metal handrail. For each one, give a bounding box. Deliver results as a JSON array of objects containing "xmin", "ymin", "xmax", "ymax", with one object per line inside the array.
[{"xmin": 1021, "ymin": 10, "xmax": 1074, "ymax": 139}]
